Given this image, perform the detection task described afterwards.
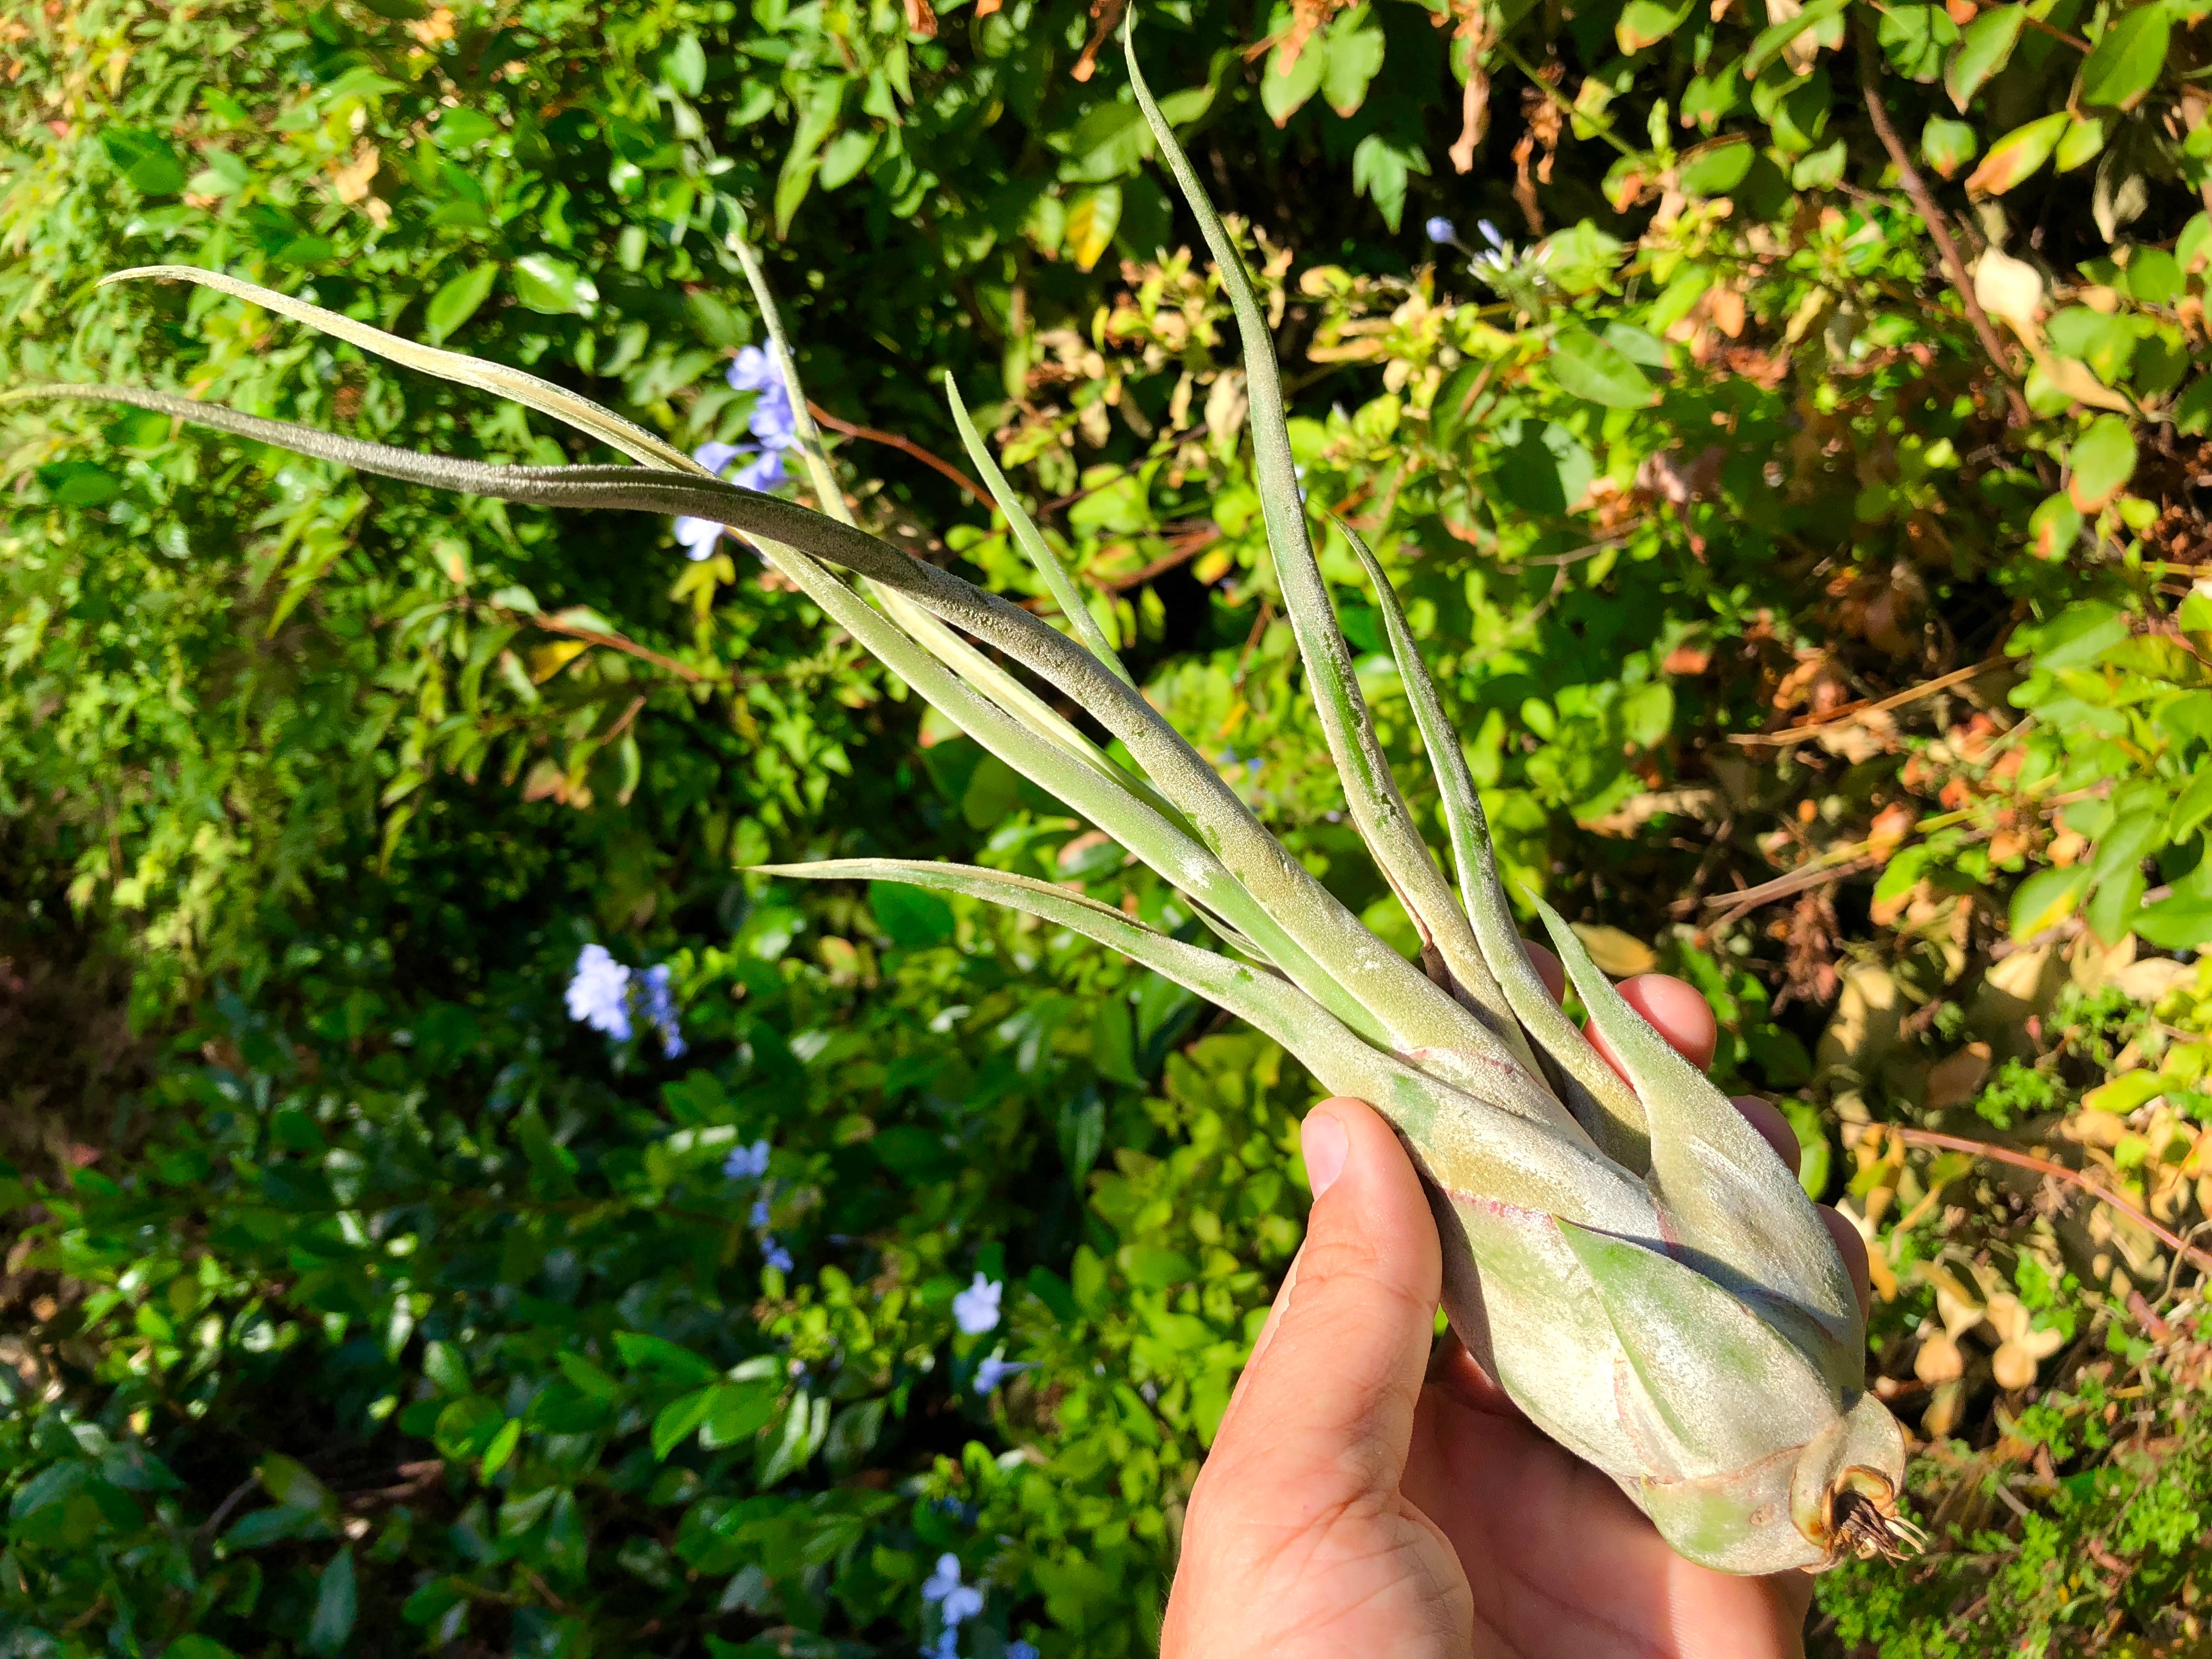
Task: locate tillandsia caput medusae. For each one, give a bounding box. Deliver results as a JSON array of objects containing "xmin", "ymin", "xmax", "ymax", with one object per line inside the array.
[{"xmin": 10, "ymin": 19, "xmax": 1922, "ymax": 1576}]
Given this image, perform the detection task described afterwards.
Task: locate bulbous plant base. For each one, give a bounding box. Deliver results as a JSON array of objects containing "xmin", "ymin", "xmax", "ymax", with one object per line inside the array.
[{"xmin": 1622, "ymin": 1396, "xmax": 1917, "ymax": 1574}]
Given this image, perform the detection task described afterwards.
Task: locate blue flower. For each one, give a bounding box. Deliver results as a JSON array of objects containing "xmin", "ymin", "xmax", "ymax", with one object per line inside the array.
[
  {"xmin": 974, "ymin": 1350, "xmax": 1033, "ymax": 1395},
  {"xmin": 674, "ymin": 514, "xmax": 726, "ymax": 561},
  {"xmin": 727, "ymin": 345, "xmax": 799, "ymax": 448},
  {"xmin": 951, "ymin": 1273, "xmax": 1002, "ymax": 1335},
  {"xmin": 638, "ymin": 962, "xmax": 686, "ymax": 1058},
  {"xmin": 726, "ymin": 345, "xmax": 778, "ymax": 392},
  {"xmin": 565, "ymin": 945, "xmax": 633, "ymax": 1040},
  {"xmin": 673, "ymin": 429, "xmax": 793, "ymax": 558},
  {"xmin": 749, "ymin": 1195, "xmax": 772, "ymax": 1229},
  {"xmin": 724, "ymin": 1138, "xmax": 771, "ymax": 1180},
  {"xmin": 1008, "ymin": 1644, "xmax": 1040, "ymax": 1659},
  {"xmin": 920, "ymin": 1634, "xmax": 960, "ymax": 1659},
  {"xmin": 763, "ymin": 1238, "xmax": 794, "ymax": 1273},
  {"xmin": 1477, "ymin": 218, "xmax": 1508, "ymax": 251},
  {"xmin": 693, "ymin": 439, "xmax": 747, "ymax": 475},
  {"xmin": 1425, "ymin": 216, "xmax": 1458, "ymax": 245},
  {"xmin": 730, "ymin": 447, "xmax": 788, "ymax": 493},
  {"xmin": 921, "ymin": 1553, "xmax": 984, "ymax": 1627}
]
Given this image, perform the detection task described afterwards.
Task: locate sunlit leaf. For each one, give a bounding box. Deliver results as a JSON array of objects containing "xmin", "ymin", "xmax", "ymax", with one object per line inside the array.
[
  {"xmin": 2079, "ymin": 4, "xmax": 2169, "ymax": 111},
  {"xmin": 1964, "ymin": 111, "xmax": 2070, "ymax": 195},
  {"xmin": 1920, "ymin": 115, "xmax": 1979, "ymax": 178},
  {"xmin": 2067, "ymin": 414, "xmax": 2137, "ymax": 512},
  {"xmin": 1945, "ymin": 4, "xmax": 2025, "ymax": 109},
  {"xmin": 424, "ymin": 261, "xmax": 499, "ymax": 345},
  {"xmin": 1548, "ymin": 324, "xmax": 1660, "ymax": 408}
]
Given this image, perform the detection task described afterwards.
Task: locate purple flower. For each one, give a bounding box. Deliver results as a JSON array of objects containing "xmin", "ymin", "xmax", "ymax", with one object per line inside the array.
[
  {"xmin": 726, "ymin": 345, "xmax": 778, "ymax": 392},
  {"xmin": 763, "ymin": 1238, "xmax": 793, "ymax": 1273},
  {"xmin": 974, "ymin": 1350, "xmax": 1032, "ymax": 1395},
  {"xmin": 921, "ymin": 1554, "xmax": 984, "ymax": 1627},
  {"xmin": 724, "ymin": 1138, "xmax": 771, "ymax": 1180},
  {"xmin": 673, "ymin": 434, "xmax": 793, "ymax": 557},
  {"xmin": 565, "ymin": 945, "xmax": 633, "ymax": 1040},
  {"xmin": 1425, "ymin": 216, "xmax": 1458, "ymax": 245},
  {"xmin": 1477, "ymin": 218, "xmax": 1508, "ymax": 252},
  {"xmin": 730, "ymin": 447, "xmax": 788, "ymax": 493},
  {"xmin": 675, "ymin": 440, "xmax": 743, "ymax": 559},
  {"xmin": 639, "ymin": 962, "xmax": 686, "ymax": 1058},
  {"xmin": 675, "ymin": 515, "xmax": 726, "ymax": 561},
  {"xmin": 727, "ymin": 346, "xmax": 798, "ymax": 444},
  {"xmin": 951, "ymin": 1273, "xmax": 1002, "ymax": 1336}
]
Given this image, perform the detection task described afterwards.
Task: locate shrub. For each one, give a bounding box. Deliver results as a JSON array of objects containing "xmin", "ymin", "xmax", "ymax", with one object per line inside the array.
[{"xmin": 7, "ymin": 0, "xmax": 2212, "ymax": 1652}]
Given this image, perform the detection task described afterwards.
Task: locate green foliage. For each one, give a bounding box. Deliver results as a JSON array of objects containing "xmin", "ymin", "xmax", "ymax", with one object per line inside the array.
[{"xmin": 9, "ymin": 0, "xmax": 2212, "ymax": 1649}]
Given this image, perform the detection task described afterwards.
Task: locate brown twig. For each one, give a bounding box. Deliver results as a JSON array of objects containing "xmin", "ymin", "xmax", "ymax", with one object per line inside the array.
[
  {"xmin": 1701, "ymin": 781, "xmax": 2095, "ymax": 927},
  {"xmin": 1730, "ymin": 656, "xmax": 2010, "ymax": 747},
  {"xmin": 1506, "ymin": 535, "xmax": 1632, "ymax": 571},
  {"xmin": 804, "ymin": 399, "xmax": 990, "ymax": 505},
  {"xmin": 2021, "ymin": 13, "xmax": 2090, "ymax": 51},
  {"xmin": 1101, "ymin": 525, "xmax": 1222, "ymax": 592},
  {"xmin": 1704, "ymin": 855, "xmax": 1880, "ymax": 930},
  {"xmin": 601, "ymin": 694, "xmax": 649, "ymax": 746},
  {"xmin": 1855, "ymin": 29, "xmax": 2031, "ymax": 427},
  {"xmin": 522, "ymin": 614, "xmax": 703, "ymax": 683},
  {"xmin": 1231, "ymin": 597, "xmax": 1276, "ymax": 689},
  {"xmin": 1884, "ymin": 1126, "xmax": 2212, "ymax": 1278}
]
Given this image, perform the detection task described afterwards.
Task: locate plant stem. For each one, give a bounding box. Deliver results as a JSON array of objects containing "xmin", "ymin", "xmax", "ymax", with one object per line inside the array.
[
  {"xmin": 1855, "ymin": 29, "xmax": 2030, "ymax": 427},
  {"xmin": 1886, "ymin": 1125, "xmax": 2212, "ymax": 1278},
  {"xmin": 805, "ymin": 399, "xmax": 990, "ymax": 505}
]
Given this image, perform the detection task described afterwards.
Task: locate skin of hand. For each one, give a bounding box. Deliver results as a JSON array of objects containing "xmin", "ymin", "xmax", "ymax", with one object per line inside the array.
[{"xmin": 1158, "ymin": 949, "xmax": 1874, "ymax": 1659}]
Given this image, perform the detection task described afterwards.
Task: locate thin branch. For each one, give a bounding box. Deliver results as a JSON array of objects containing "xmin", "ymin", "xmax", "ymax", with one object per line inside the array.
[
  {"xmin": 2022, "ymin": 13, "xmax": 2090, "ymax": 51},
  {"xmin": 1730, "ymin": 655, "xmax": 2010, "ymax": 747},
  {"xmin": 1494, "ymin": 37, "xmax": 1637, "ymax": 158},
  {"xmin": 805, "ymin": 399, "xmax": 990, "ymax": 505},
  {"xmin": 1701, "ymin": 784, "xmax": 2099, "ymax": 926},
  {"xmin": 601, "ymin": 693, "xmax": 648, "ymax": 745},
  {"xmin": 1102, "ymin": 524, "xmax": 1222, "ymax": 592},
  {"xmin": 1884, "ymin": 1126, "xmax": 2212, "ymax": 1279},
  {"xmin": 1705, "ymin": 855, "xmax": 1880, "ymax": 930},
  {"xmin": 1856, "ymin": 29, "xmax": 2032, "ymax": 427},
  {"xmin": 1505, "ymin": 534, "xmax": 1631, "ymax": 571}
]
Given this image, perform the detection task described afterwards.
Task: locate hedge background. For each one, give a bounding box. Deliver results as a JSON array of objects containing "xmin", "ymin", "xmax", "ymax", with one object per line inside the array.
[{"xmin": 4, "ymin": 0, "xmax": 2212, "ymax": 1652}]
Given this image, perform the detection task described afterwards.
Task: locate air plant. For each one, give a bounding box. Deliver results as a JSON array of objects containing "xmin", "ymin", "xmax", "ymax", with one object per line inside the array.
[{"xmin": 7, "ymin": 19, "xmax": 1918, "ymax": 1575}]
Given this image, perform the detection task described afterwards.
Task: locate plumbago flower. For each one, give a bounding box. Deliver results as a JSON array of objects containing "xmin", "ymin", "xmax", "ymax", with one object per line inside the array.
[
  {"xmin": 563, "ymin": 944, "xmax": 632, "ymax": 1040},
  {"xmin": 950, "ymin": 1273, "xmax": 1001, "ymax": 1335},
  {"xmin": 723, "ymin": 1138, "xmax": 771, "ymax": 1180},
  {"xmin": 921, "ymin": 1554, "xmax": 984, "ymax": 1628},
  {"xmin": 562, "ymin": 945, "xmax": 684, "ymax": 1055},
  {"xmin": 973, "ymin": 1350, "xmax": 1032, "ymax": 1395},
  {"xmin": 674, "ymin": 346, "xmax": 798, "ymax": 558},
  {"xmin": 639, "ymin": 963, "xmax": 686, "ymax": 1057}
]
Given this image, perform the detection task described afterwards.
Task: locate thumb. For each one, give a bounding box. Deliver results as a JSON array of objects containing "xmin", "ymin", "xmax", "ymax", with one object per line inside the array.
[{"xmin": 1200, "ymin": 1097, "xmax": 1443, "ymax": 1520}]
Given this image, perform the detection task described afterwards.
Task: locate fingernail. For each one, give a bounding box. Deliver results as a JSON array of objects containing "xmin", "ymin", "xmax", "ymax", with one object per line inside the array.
[{"xmin": 1301, "ymin": 1109, "xmax": 1349, "ymax": 1199}]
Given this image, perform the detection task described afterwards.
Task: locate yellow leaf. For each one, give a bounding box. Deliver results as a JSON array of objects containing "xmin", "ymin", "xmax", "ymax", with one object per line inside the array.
[
  {"xmin": 1567, "ymin": 923, "xmax": 1657, "ymax": 978},
  {"xmin": 329, "ymin": 144, "xmax": 381, "ymax": 205},
  {"xmin": 528, "ymin": 640, "xmax": 590, "ymax": 682}
]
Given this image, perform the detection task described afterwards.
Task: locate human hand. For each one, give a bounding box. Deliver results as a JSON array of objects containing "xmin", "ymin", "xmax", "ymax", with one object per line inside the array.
[{"xmin": 1159, "ymin": 948, "xmax": 1872, "ymax": 1659}]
